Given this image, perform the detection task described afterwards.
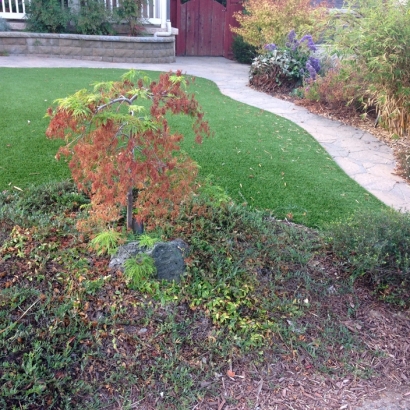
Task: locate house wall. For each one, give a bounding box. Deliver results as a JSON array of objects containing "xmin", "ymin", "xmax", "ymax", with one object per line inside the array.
[{"xmin": 0, "ymin": 32, "xmax": 176, "ymax": 63}]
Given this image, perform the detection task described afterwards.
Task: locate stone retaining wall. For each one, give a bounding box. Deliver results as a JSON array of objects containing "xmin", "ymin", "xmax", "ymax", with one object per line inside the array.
[{"xmin": 0, "ymin": 32, "xmax": 175, "ymax": 63}]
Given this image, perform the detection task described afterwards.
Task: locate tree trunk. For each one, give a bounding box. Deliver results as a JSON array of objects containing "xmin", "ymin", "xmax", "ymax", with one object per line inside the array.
[{"xmin": 127, "ymin": 188, "xmax": 144, "ymax": 234}]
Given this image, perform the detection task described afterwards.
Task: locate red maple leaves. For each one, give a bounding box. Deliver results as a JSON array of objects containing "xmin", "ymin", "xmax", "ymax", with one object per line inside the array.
[{"xmin": 46, "ymin": 70, "xmax": 210, "ymax": 232}]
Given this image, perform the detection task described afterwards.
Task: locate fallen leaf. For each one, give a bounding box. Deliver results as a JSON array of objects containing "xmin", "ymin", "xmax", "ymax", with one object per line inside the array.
[{"xmin": 226, "ymin": 370, "xmax": 235, "ymax": 378}]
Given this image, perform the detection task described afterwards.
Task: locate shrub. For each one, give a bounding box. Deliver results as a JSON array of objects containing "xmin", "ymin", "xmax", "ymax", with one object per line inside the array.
[
  {"xmin": 114, "ymin": 0, "xmax": 144, "ymax": 36},
  {"xmin": 72, "ymin": 0, "xmax": 113, "ymax": 35},
  {"xmin": 303, "ymin": 62, "xmax": 370, "ymax": 114},
  {"xmin": 327, "ymin": 209, "xmax": 410, "ymax": 306},
  {"xmin": 231, "ymin": 0, "xmax": 328, "ymax": 51},
  {"xmin": 24, "ymin": 0, "xmax": 72, "ymax": 33},
  {"xmin": 231, "ymin": 35, "xmax": 258, "ymax": 64},
  {"xmin": 0, "ymin": 17, "xmax": 11, "ymax": 32},
  {"xmin": 46, "ymin": 70, "xmax": 210, "ymax": 234},
  {"xmin": 249, "ymin": 31, "xmax": 321, "ymax": 92},
  {"xmin": 328, "ymin": 0, "xmax": 410, "ymax": 136}
]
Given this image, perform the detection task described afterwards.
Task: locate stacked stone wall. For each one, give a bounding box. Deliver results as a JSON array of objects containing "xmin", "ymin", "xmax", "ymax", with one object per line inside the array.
[{"xmin": 0, "ymin": 32, "xmax": 175, "ymax": 63}]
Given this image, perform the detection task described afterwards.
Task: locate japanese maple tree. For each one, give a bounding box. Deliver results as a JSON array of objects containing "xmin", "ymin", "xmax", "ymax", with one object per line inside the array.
[{"xmin": 46, "ymin": 70, "xmax": 210, "ymax": 233}]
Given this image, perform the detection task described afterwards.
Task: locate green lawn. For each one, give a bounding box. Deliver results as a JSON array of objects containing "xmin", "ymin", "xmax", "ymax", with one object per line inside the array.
[{"xmin": 0, "ymin": 68, "xmax": 385, "ymax": 227}]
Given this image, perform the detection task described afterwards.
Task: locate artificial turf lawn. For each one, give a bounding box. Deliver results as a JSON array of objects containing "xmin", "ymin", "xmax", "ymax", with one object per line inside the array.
[{"xmin": 0, "ymin": 68, "xmax": 385, "ymax": 227}]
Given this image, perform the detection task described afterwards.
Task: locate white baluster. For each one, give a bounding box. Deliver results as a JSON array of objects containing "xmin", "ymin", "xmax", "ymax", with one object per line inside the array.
[{"xmin": 160, "ymin": 0, "xmax": 166, "ymax": 28}]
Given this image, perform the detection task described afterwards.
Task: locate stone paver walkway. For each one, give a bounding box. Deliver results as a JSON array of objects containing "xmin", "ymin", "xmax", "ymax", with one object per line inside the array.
[{"xmin": 2, "ymin": 55, "xmax": 410, "ymax": 211}]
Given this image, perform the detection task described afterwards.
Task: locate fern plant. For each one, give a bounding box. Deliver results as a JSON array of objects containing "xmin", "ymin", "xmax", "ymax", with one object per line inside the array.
[
  {"xmin": 138, "ymin": 234, "xmax": 160, "ymax": 249},
  {"xmin": 89, "ymin": 230, "xmax": 123, "ymax": 256},
  {"xmin": 124, "ymin": 254, "xmax": 156, "ymax": 290}
]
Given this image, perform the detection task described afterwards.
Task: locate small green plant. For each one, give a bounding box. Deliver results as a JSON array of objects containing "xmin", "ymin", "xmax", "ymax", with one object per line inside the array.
[
  {"xmin": 198, "ymin": 177, "xmax": 231, "ymax": 207},
  {"xmin": 83, "ymin": 276, "xmax": 110, "ymax": 294},
  {"xmin": 90, "ymin": 229, "xmax": 123, "ymax": 256},
  {"xmin": 124, "ymin": 253, "xmax": 156, "ymax": 290},
  {"xmin": 137, "ymin": 233, "xmax": 159, "ymax": 248},
  {"xmin": 290, "ymin": 87, "xmax": 305, "ymax": 99}
]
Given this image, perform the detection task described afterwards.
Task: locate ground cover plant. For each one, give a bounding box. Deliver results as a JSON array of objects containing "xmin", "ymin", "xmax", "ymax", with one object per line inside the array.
[
  {"xmin": 0, "ymin": 68, "xmax": 384, "ymax": 228},
  {"xmin": 1, "ymin": 179, "xmax": 409, "ymax": 409}
]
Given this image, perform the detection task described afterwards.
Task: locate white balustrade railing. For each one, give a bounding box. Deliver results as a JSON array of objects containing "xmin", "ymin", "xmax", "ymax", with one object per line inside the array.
[
  {"xmin": 0, "ymin": 0, "xmax": 165, "ymax": 25},
  {"xmin": 0, "ymin": 0, "xmax": 26, "ymax": 19}
]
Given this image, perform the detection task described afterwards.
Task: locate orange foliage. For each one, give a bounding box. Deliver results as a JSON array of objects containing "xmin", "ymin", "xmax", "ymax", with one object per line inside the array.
[{"xmin": 46, "ymin": 71, "xmax": 210, "ymax": 232}]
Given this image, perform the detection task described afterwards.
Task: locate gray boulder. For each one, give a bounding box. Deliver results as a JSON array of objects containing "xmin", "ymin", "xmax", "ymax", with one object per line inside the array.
[
  {"xmin": 109, "ymin": 239, "xmax": 189, "ymax": 282},
  {"xmin": 108, "ymin": 242, "xmax": 145, "ymax": 271}
]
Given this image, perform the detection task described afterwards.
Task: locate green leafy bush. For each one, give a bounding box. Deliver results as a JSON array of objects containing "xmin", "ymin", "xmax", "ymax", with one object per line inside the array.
[
  {"xmin": 231, "ymin": 35, "xmax": 258, "ymax": 64},
  {"xmin": 328, "ymin": 0, "xmax": 410, "ymax": 136},
  {"xmin": 24, "ymin": 0, "xmax": 72, "ymax": 33},
  {"xmin": 327, "ymin": 209, "xmax": 410, "ymax": 306},
  {"xmin": 137, "ymin": 233, "xmax": 159, "ymax": 248},
  {"xmin": 24, "ymin": 0, "xmax": 115, "ymax": 35},
  {"xmin": 114, "ymin": 0, "xmax": 144, "ymax": 36},
  {"xmin": 90, "ymin": 229, "xmax": 123, "ymax": 256},
  {"xmin": 72, "ymin": 0, "xmax": 113, "ymax": 35}
]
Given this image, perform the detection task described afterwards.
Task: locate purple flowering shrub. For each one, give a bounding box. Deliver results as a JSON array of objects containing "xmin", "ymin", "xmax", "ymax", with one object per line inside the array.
[
  {"xmin": 250, "ymin": 30, "xmax": 321, "ymax": 92},
  {"xmin": 284, "ymin": 30, "xmax": 321, "ymax": 81}
]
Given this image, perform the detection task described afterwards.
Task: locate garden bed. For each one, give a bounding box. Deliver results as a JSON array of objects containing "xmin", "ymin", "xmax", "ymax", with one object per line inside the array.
[{"xmin": 0, "ymin": 31, "xmax": 175, "ymax": 63}]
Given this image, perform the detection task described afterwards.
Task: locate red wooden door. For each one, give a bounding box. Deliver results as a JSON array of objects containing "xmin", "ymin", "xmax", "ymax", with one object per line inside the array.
[{"xmin": 174, "ymin": 0, "xmax": 243, "ymax": 57}]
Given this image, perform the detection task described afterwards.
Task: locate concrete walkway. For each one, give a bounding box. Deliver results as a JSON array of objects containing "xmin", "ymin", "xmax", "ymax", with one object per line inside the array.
[{"xmin": 2, "ymin": 55, "xmax": 410, "ymax": 211}]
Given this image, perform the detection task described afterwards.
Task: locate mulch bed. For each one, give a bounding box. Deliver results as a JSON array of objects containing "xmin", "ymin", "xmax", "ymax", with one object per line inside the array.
[{"xmin": 169, "ymin": 284, "xmax": 410, "ymax": 410}]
